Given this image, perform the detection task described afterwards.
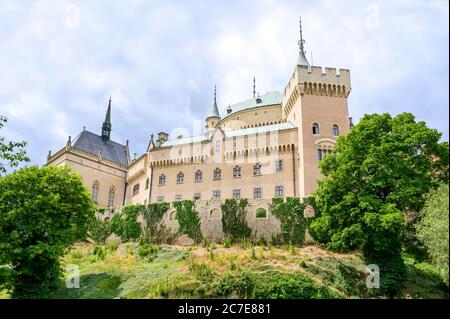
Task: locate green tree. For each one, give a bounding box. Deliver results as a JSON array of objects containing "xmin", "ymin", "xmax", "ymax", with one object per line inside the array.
[
  {"xmin": 0, "ymin": 166, "xmax": 95, "ymax": 298},
  {"xmin": 416, "ymin": 184, "xmax": 449, "ymax": 285},
  {"xmin": 0, "ymin": 116, "xmax": 30, "ymax": 175},
  {"xmin": 309, "ymin": 113, "xmax": 448, "ymax": 295}
]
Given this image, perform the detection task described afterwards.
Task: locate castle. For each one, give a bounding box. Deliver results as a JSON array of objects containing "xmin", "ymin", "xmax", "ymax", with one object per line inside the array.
[{"xmin": 46, "ymin": 20, "xmax": 352, "ymax": 211}]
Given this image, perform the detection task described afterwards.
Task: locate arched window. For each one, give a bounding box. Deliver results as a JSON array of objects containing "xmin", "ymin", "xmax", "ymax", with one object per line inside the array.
[
  {"xmin": 332, "ymin": 124, "xmax": 340, "ymax": 136},
  {"xmin": 91, "ymin": 181, "xmax": 99, "ymax": 203},
  {"xmin": 177, "ymin": 172, "xmax": 184, "ymax": 183},
  {"xmin": 195, "ymin": 170, "xmax": 203, "ymax": 182},
  {"xmin": 312, "ymin": 122, "xmax": 320, "ymax": 135},
  {"xmin": 213, "ymin": 168, "xmax": 221, "ymax": 180},
  {"xmin": 108, "ymin": 186, "xmax": 115, "ymax": 207}
]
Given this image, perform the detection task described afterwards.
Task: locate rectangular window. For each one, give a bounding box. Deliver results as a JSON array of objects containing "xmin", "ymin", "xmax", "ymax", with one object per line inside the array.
[
  {"xmin": 159, "ymin": 175, "xmax": 166, "ymax": 185},
  {"xmin": 132, "ymin": 183, "xmax": 140, "ymax": 196},
  {"xmin": 275, "ymin": 160, "xmax": 283, "ymax": 172},
  {"xmin": 253, "ymin": 187, "xmax": 262, "ymax": 199},
  {"xmin": 175, "ymin": 194, "xmax": 182, "ymax": 201},
  {"xmin": 232, "ymin": 189, "xmax": 241, "ymax": 199},
  {"xmin": 213, "ymin": 168, "xmax": 221, "ymax": 180},
  {"xmin": 253, "ymin": 164, "xmax": 261, "ymax": 176},
  {"xmin": 212, "ymin": 190, "xmax": 221, "ymax": 199},
  {"xmin": 194, "ymin": 193, "xmax": 201, "ymax": 200},
  {"xmin": 275, "ymin": 185, "xmax": 284, "ymax": 197},
  {"xmin": 233, "ymin": 166, "xmax": 241, "ymax": 178},
  {"xmin": 317, "ymin": 149, "xmax": 323, "ymax": 161},
  {"xmin": 157, "ymin": 196, "xmax": 164, "ymax": 202}
]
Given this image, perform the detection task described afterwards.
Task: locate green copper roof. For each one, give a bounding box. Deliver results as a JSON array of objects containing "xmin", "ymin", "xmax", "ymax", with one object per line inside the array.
[
  {"xmin": 220, "ymin": 91, "xmax": 282, "ymax": 119},
  {"xmin": 159, "ymin": 122, "xmax": 296, "ymax": 148}
]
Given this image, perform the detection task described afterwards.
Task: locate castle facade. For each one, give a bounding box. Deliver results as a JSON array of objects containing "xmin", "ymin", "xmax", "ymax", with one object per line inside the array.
[{"xmin": 46, "ymin": 21, "xmax": 352, "ymax": 209}]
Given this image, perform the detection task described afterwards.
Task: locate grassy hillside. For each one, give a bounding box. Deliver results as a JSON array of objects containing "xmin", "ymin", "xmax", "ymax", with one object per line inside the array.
[{"xmin": 1, "ymin": 243, "xmax": 447, "ymax": 299}]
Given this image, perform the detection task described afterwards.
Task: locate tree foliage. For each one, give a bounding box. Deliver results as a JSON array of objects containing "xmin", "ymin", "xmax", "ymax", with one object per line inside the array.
[
  {"xmin": 0, "ymin": 166, "xmax": 95, "ymax": 298},
  {"xmin": 0, "ymin": 116, "xmax": 30, "ymax": 175},
  {"xmin": 416, "ymin": 184, "xmax": 449, "ymax": 285},
  {"xmin": 141, "ymin": 202, "xmax": 176, "ymax": 244},
  {"xmin": 271, "ymin": 197, "xmax": 308, "ymax": 245},
  {"xmin": 308, "ymin": 113, "xmax": 448, "ymax": 295}
]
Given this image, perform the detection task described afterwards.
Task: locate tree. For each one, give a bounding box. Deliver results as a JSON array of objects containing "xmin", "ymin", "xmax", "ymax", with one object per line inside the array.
[
  {"xmin": 309, "ymin": 113, "xmax": 448, "ymax": 295},
  {"xmin": 416, "ymin": 184, "xmax": 449, "ymax": 285},
  {"xmin": 0, "ymin": 166, "xmax": 95, "ymax": 298},
  {"xmin": 0, "ymin": 116, "xmax": 30, "ymax": 175}
]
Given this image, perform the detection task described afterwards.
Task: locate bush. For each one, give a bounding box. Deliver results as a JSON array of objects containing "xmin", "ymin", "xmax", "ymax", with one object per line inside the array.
[
  {"xmin": 253, "ymin": 272, "xmax": 333, "ymax": 299},
  {"xmin": 271, "ymin": 197, "xmax": 308, "ymax": 245},
  {"xmin": 91, "ymin": 245, "xmax": 107, "ymax": 261},
  {"xmin": 221, "ymin": 237, "xmax": 232, "ymax": 248},
  {"xmin": 221, "ymin": 199, "xmax": 251, "ymax": 240},
  {"xmin": 416, "ymin": 184, "xmax": 449, "ymax": 285},
  {"xmin": 89, "ymin": 217, "xmax": 110, "ymax": 243},
  {"xmin": 0, "ymin": 166, "xmax": 95, "ymax": 298},
  {"xmin": 137, "ymin": 243, "xmax": 158, "ymax": 262}
]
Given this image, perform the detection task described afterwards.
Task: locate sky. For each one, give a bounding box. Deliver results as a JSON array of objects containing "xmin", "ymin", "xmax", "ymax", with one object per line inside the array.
[{"xmin": 0, "ymin": 0, "xmax": 448, "ymax": 168}]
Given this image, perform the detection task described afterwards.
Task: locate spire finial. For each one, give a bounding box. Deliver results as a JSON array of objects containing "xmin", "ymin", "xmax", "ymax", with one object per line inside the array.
[
  {"xmin": 299, "ymin": 17, "xmax": 305, "ymax": 55},
  {"xmin": 297, "ymin": 17, "xmax": 310, "ymax": 66},
  {"xmin": 102, "ymin": 96, "xmax": 112, "ymax": 142},
  {"xmin": 207, "ymin": 84, "xmax": 220, "ymax": 119},
  {"xmin": 253, "ymin": 77, "xmax": 256, "ymax": 98}
]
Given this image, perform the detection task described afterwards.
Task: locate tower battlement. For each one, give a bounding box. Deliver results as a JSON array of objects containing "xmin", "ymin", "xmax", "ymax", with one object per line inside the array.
[{"xmin": 282, "ymin": 65, "xmax": 351, "ymax": 118}]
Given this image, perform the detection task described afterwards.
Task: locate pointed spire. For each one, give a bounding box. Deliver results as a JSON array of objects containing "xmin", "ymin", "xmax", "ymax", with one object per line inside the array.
[
  {"xmin": 101, "ymin": 96, "xmax": 112, "ymax": 142},
  {"xmin": 253, "ymin": 77, "xmax": 256, "ymax": 98},
  {"xmin": 297, "ymin": 17, "xmax": 310, "ymax": 66},
  {"xmin": 207, "ymin": 85, "xmax": 220, "ymax": 119}
]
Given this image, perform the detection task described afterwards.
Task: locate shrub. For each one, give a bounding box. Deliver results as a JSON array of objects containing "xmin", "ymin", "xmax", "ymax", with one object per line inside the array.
[
  {"xmin": 271, "ymin": 197, "xmax": 308, "ymax": 245},
  {"xmin": 416, "ymin": 184, "xmax": 449, "ymax": 285},
  {"xmin": 221, "ymin": 237, "xmax": 232, "ymax": 248},
  {"xmin": 0, "ymin": 166, "xmax": 95, "ymax": 298},
  {"xmin": 173, "ymin": 200, "xmax": 202, "ymax": 244},
  {"xmin": 137, "ymin": 243, "xmax": 158, "ymax": 262},
  {"xmin": 107, "ymin": 240, "xmax": 119, "ymax": 252},
  {"xmin": 91, "ymin": 245, "xmax": 107, "ymax": 261},
  {"xmin": 221, "ymin": 199, "xmax": 251, "ymax": 240},
  {"xmin": 89, "ymin": 217, "xmax": 110, "ymax": 243},
  {"xmin": 255, "ymin": 208, "xmax": 267, "ymax": 218},
  {"xmin": 253, "ymin": 272, "xmax": 332, "ymax": 299},
  {"xmin": 213, "ymin": 273, "xmax": 234, "ymax": 296}
]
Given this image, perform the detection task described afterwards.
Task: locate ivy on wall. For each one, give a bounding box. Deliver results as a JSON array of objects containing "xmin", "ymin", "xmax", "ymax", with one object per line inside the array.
[
  {"xmin": 107, "ymin": 204, "xmax": 144, "ymax": 242},
  {"xmin": 141, "ymin": 202, "xmax": 176, "ymax": 244},
  {"xmin": 271, "ymin": 197, "xmax": 307, "ymax": 245},
  {"xmin": 221, "ymin": 198, "xmax": 251, "ymax": 240},
  {"xmin": 173, "ymin": 200, "xmax": 202, "ymax": 244}
]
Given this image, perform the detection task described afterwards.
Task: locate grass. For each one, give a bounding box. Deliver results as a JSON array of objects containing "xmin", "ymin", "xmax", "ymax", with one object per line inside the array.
[{"xmin": 1, "ymin": 244, "xmax": 447, "ymax": 299}]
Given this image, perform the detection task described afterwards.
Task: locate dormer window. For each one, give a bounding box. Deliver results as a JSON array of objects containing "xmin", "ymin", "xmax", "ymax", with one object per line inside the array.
[{"xmin": 256, "ymin": 98, "xmax": 262, "ymax": 103}]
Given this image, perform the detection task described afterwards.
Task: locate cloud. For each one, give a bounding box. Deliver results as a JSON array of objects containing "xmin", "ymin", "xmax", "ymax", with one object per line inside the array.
[{"xmin": 0, "ymin": 0, "xmax": 448, "ymax": 170}]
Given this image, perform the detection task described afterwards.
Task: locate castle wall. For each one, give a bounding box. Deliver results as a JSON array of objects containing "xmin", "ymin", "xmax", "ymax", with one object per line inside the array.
[
  {"xmin": 219, "ymin": 104, "xmax": 283, "ymax": 130},
  {"xmin": 149, "ymin": 128, "xmax": 299, "ymax": 202},
  {"xmin": 47, "ymin": 150, "xmax": 127, "ymax": 207}
]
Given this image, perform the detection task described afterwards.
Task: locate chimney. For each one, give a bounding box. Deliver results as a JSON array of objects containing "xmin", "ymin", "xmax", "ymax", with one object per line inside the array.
[{"xmin": 156, "ymin": 131, "xmax": 169, "ymax": 146}]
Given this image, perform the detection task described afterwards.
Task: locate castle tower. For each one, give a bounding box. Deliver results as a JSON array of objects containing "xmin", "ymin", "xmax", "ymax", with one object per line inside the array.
[
  {"xmin": 282, "ymin": 18, "xmax": 352, "ymax": 197},
  {"xmin": 101, "ymin": 96, "xmax": 112, "ymax": 142},
  {"xmin": 206, "ymin": 85, "xmax": 220, "ymax": 129}
]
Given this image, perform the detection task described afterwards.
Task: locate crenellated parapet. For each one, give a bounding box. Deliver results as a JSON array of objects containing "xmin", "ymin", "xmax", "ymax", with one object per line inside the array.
[{"xmin": 282, "ymin": 65, "xmax": 351, "ymax": 119}]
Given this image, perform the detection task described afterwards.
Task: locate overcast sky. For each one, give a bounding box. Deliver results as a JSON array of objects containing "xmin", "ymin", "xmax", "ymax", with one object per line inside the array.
[{"xmin": 0, "ymin": 0, "xmax": 448, "ymax": 168}]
